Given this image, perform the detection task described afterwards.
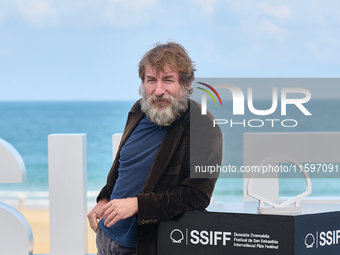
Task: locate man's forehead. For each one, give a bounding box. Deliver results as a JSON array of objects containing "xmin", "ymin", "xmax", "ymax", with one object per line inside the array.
[{"xmin": 145, "ymin": 64, "xmax": 179, "ymax": 76}]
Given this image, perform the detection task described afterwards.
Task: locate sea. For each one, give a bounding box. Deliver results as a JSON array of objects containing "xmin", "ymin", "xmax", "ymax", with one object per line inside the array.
[{"xmin": 0, "ymin": 100, "xmax": 340, "ymax": 209}]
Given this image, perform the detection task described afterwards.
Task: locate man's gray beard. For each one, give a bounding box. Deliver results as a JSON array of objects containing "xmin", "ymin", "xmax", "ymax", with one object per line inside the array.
[{"xmin": 139, "ymin": 84, "xmax": 189, "ymax": 126}]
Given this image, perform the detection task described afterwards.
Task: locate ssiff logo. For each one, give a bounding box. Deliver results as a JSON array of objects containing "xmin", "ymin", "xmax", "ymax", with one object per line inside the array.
[
  {"xmin": 304, "ymin": 230, "xmax": 340, "ymax": 249},
  {"xmin": 170, "ymin": 228, "xmax": 231, "ymax": 246},
  {"xmin": 305, "ymin": 233, "xmax": 315, "ymax": 248},
  {"xmin": 170, "ymin": 229, "xmax": 184, "ymax": 243}
]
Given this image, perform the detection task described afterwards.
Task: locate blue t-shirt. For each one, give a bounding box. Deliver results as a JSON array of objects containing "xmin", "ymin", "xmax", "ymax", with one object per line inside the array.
[{"xmin": 98, "ymin": 116, "xmax": 168, "ymax": 248}]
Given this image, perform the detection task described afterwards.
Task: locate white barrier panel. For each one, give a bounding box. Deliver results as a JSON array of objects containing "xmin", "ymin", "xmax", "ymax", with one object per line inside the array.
[
  {"xmin": 48, "ymin": 134, "xmax": 88, "ymax": 255},
  {"xmin": 0, "ymin": 138, "xmax": 33, "ymax": 255},
  {"xmin": 0, "ymin": 138, "xmax": 26, "ymax": 183},
  {"xmin": 0, "ymin": 202, "xmax": 34, "ymax": 254}
]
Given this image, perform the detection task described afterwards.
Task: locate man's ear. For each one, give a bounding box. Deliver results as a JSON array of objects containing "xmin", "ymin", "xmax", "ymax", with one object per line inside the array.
[{"xmin": 185, "ymin": 81, "xmax": 193, "ymax": 96}]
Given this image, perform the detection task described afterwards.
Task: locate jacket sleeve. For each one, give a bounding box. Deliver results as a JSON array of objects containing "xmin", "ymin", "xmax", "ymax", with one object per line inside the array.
[
  {"xmin": 97, "ymin": 185, "xmax": 111, "ymax": 203},
  {"xmin": 136, "ymin": 176, "xmax": 218, "ymax": 225}
]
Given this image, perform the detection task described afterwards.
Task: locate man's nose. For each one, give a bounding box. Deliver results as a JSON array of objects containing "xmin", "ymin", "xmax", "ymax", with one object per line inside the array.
[{"xmin": 154, "ymin": 81, "xmax": 165, "ymax": 96}]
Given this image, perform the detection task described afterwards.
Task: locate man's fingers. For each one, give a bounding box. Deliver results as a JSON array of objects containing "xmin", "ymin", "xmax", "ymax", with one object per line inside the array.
[
  {"xmin": 97, "ymin": 204, "xmax": 107, "ymax": 218},
  {"xmin": 95, "ymin": 198, "xmax": 137, "ymax": 228},
  {"xmin": 106, "ymin": 214, "xmax": 121, "ymax": 228},
  {"xmin": 98, "ymin": 201, "xmax": 114, "ymax": 218},
  {"xmin": 89, "ymin": 221, "xmax": 98, "ymax": 232},
  {"xmin": 101, "ymin": 206, "xmax": 116, "ymax": 221},
  {"xmin": 88, "ymin": 212, "xmax": 99, "ymax": 232},
  {"xmin": 104, "ymin": 210, "xmax": 119, "ymax": 226},
  {"xmin": 87, "ymin": 199, "xmax": 110, "ymax": 233}
]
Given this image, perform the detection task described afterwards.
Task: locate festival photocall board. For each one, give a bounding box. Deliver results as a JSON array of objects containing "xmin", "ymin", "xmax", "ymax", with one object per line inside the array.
[{"xmin": 157, "ymin": 210, "xmax": 340, "ymax": 255}]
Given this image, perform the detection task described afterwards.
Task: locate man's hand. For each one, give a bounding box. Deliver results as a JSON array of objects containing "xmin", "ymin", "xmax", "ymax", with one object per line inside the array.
[
  {"xmin": 98, "ymin": 197, "xmax": 138, "ymax": 228},
  {"xmin": 87, "ymin": 198, "xmax": 109, "ymax": 232}
]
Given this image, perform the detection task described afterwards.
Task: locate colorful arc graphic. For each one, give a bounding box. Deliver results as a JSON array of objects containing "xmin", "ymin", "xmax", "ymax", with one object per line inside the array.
[{"xmin": 196, "ymin": 82, "xmax": 222, "ymax": 106}]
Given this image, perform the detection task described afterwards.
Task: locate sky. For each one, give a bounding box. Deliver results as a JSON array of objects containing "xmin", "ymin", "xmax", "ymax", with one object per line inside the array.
[{"xmin": 0, "ymin": 0, "xmax": 339, "ymax": 101}]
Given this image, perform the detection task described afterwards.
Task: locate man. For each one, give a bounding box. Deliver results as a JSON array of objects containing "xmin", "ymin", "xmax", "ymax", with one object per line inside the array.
[{"xmin": 88, "ymin": 42, "xmax": 222, "ymax": 255}]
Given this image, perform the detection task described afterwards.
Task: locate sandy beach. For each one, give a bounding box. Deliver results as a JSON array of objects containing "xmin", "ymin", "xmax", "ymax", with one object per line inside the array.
[{"xmin": 18, "ymin": 208, "xmax": 97, "ymax": 254}]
